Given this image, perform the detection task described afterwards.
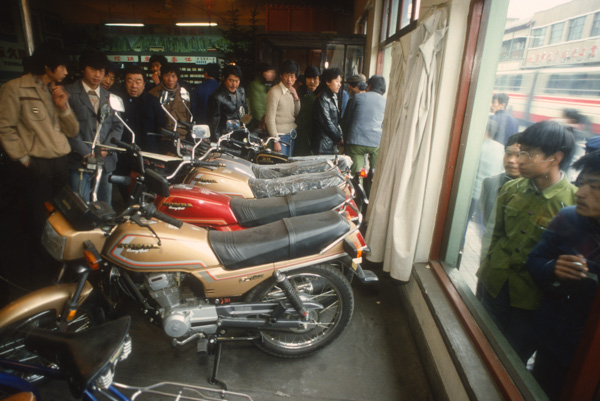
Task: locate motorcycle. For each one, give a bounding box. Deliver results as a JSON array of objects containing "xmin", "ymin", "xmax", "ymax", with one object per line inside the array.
[
  {"xmin": 0, "ymin": 317, "xmax": 253, "ymax": 400},
  {"xmin": 0, "ymin": 149, "xmax": 375, "ymax": 373}
]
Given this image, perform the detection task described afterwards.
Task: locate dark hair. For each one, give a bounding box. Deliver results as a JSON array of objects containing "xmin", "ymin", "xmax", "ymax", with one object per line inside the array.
[
  {"xmin": 79, "ymin": 49, "xmax": 109, "ymax": 72},
  {"xmin": 149, "ymin": 55, "xmax": 168, "ymax": 67},
  {"xmin": 257, "ymin": 62, "xmax": 276, "ymax": 75},
  {"xmin": 367, "ymin": 75, "xmax": 386, "ymax": 95},
  {"xmin": 321, "ymin": 67, "xmax": 342, "ymax": 84},
  {"xmin": 106, "ymin": 62, "xmax": 120, "ymax": 75},
  {"xmin": 160, "ymin": 63, "xmax": 180, "ymax": 78},
  {"xmin": 518, "ymin": 120, "xmax": 575, "ymax": 170},
  {"xmin": 28, "ymin": 41, "xmax": 69, "ymax": 75},
  {"xmin": 280, "ymin": 59, "xmax": 299, "ymax": 77},
  {"xmin": 304, "ymin": 66, "xmax": 320, "ymax": 78},
  {"xmin": 123, "ymin": 65, "xmax": 145, "ymax": 79},
  {"xmin": 573, "ymin": 150, "xmax": 600, "ymax": 176},
  {"xmin": 204, "ymin": 63, "xmax": 220, "ymax": 79},
  {"xmin": 505, "ymin": 133, "xmax": 520, "ymax": 148},
  {"xmin": 357, "ymin": 81, "xmax": 368, "ymax": 91},
  {"xmin": 222, "ymin": 64, "xmax": 242, "ymax": 80},
  {"xmin": 492, "ymin": 93, "xmax": 509, "ymax": 106}
]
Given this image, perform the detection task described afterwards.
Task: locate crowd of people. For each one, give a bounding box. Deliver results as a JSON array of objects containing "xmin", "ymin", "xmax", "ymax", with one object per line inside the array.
[{"xmin": 469, "ymin": 93, "xmax": 600, "ymax": 400}]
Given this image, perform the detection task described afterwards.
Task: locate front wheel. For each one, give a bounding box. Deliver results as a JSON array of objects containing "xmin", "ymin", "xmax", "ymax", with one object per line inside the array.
[{"xmin": 245, "ymin": 264, "xmax": 354, "ymax": 358}]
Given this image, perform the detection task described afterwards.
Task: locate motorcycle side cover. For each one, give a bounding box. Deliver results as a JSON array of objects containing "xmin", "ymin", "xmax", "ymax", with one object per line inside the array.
[{"xmin": 183, "ymin": 166, "xmax": 254, "ymax": 198}]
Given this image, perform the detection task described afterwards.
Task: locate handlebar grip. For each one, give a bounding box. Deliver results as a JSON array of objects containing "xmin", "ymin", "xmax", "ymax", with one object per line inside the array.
[
  {"xmin": 192, "ymin": 161, "xmax": 222, "ymax": 168},
  {"xmin": 178, "ymin": 120, "xmax": 193, "ymax": 130},
  {"xmin": 152, "ymin": 208, "xmax": 183, "ymax": 228},
  {"xmin": 111, "ymin": 138, "xmax": 139, "ymax": 153},
  {"xmin": 160, "ymin": 128, "xmax": 179, "ymax": 139},
  {"xmin": 223, "ymin": 147, "xmax": 243, "ymax": 156},
  {"xmin": 108, "ymin": 174, "xmax": 132, "ymax": 186}
]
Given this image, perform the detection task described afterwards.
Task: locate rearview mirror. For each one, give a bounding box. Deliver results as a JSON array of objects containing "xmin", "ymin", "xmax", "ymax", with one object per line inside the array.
[
  {"xmin": 109, "ymin": 93, "xmax": 125, "ymax": 113},
  {"xmin": 180, "ymin": 87, "xmax": 190, "ymax": 103},
  {"xmin": 191, "ymin": 125, "xmax": 211, "ymax": 140}
]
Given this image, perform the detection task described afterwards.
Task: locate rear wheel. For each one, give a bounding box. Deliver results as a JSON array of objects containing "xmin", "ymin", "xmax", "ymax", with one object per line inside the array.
[
  {"xmin": 245, "ymin": 264, "xmax": 354, "ymax": 358},
  {"xmin": 0, "ymin": 301, "xmax": 104, "ymax": 384}
]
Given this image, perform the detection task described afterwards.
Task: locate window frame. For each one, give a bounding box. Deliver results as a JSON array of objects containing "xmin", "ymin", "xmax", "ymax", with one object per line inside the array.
[
  {"xmin": 567, "ymin": 15, "xmax": 586, "ymax": 41},
  {"xmin": 379, "ymin": 0, "xmax": 420, "ymax": 47},
  {"xmin": 548, "ymin": 21, "xmax": 565, "ymax": 44}
]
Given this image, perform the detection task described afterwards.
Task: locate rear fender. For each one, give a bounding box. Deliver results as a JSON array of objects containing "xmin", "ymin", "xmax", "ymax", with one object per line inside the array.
[{"xmin": 0, "ymin": 282, "xmax": 93, "ymax": 329}]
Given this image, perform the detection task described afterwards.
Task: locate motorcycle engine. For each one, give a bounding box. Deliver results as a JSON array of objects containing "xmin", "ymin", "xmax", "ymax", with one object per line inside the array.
[{"xmin": 144, "ymin": 273, "xmax": 218, "ymax": 338}]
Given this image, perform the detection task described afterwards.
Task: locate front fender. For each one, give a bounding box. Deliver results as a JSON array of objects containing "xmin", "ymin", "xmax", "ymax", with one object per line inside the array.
[{"xmin": 0, "ymin": 282, "xmax": 93, "ymax": 329}]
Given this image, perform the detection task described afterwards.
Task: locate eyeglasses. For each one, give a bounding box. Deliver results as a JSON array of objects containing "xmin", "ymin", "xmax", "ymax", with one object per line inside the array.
[{"xmin": 517, "ymin": 150, "xmax": 541, "ymax": 161}]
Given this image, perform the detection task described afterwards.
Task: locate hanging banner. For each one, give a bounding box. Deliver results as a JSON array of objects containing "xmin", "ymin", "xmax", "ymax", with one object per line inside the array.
[{"xmin": 140, "ymin": 55, "xmax": 218, "ymax": 65}]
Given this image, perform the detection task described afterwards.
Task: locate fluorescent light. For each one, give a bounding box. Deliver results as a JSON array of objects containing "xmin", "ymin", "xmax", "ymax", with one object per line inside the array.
[
  {"xmin": 105, "ymin": 23, "xmax": 145, "ymax": 27},
  {"xmin": 175, "ymin": 22, "xmax": 217, "ymax": 27}
]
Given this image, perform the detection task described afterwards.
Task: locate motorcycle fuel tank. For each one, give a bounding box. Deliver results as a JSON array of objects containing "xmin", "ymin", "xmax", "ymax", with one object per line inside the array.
[
  {"xmin": 102, "ymin": 220, "xmax": 221, "ymax": 271},
  {"xmin": 183, "ymin": 165, "xmax": 254, "ymax": 198},
  {"xmin": 155, "ymin": 184, "xmax": 241, "ymax": 231}
]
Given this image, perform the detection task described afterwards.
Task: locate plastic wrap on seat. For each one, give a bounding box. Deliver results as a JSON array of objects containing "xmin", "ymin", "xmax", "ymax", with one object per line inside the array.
[
  {"xmin": 251, "ymin": 159, "xmax": 336, "ymax": 179},
  {"xmin": 208, "ymin": 210, "xmax": 350, "ymax": 270},
  {"xmin": 249, "ymin": 170, "xmax": 346, "ymax": 199},
  {"xmin": 289, "ymin": 154, "xmax": 353, "ymax": 173}
]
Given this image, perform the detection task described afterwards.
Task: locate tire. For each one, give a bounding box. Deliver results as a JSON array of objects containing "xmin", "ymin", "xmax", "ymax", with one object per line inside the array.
[
  {"xmin": 0, "ymin": 300, "xmax": 104, "ymax": 384},
  {"xmin": 245, "ymin": 264, "xmax": 354, "ymax": 358}
]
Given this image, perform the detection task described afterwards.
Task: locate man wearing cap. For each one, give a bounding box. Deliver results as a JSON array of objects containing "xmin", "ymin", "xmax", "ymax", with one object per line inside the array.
[
  {"xmin": 294, "ymin": 66, "xmax": 320, "ymax": 155},
  {"xmin": 346, "ymin": 73, "xmax": 367, "ymax": 97},
  {"xmin": 297, "ymin": 66, "xmax": 320, "ymax": 98}
]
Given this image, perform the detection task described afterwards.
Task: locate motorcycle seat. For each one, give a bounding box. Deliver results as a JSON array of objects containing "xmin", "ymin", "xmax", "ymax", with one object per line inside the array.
[
  {"xmin": 208, "ymin": 210, "xmax": 350, "ymax": 270},
  {"xmin": 24, "ymin": 317, "xmax": 130, "ymax": 397},
  {"xmin": 251, "ymin": 160, "xmax": 335, "ymax": 179},
  {"xmin": 249, "ymin": 170, "xmax": 346, "ymax": 199},
  {"xmin": 230, "ymin": 187, "xmax": 346, "ymax": 227}
]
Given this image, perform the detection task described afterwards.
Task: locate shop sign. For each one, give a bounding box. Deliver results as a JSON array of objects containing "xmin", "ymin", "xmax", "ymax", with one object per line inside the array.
[
  {"xmin": 107, "ymin": 55, "xmax": 139, "ymax": 62},
  {"xmin": 524, "ymin": 39, "xmax": 600, "ymax": 67},
  {"xmin": 0, "ymin": 40, "xmax": 27, "ymax": 73},
  {"xmin": 140, "ymin": 55, "xmax": 217, "ymax": 64}
]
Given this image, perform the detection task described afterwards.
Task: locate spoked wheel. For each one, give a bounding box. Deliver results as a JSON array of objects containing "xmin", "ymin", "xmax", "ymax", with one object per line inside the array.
[
  {"xmin": 0, "ymin": 302, "xmax": 104, "ymax": 384},
  {"xmin": 245, "ymin": 264, "xmax": 354, "ymax": 358}
]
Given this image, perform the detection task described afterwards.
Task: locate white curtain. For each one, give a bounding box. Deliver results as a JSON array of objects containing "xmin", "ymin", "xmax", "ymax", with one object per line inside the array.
[{"xmin": 365, "ymin": 8, "xmax": 449, "ymax": 281}]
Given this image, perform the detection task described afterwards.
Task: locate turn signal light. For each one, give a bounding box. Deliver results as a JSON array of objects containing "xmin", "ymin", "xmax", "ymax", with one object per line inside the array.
[
  {"xmin": 44, "ymin": 201, "xmax": 55, "ymax": 214},
  {"xmin": 66, "ymin": 309, "xmax": 77, "ymax": 322},
  {"xmin": 83, "ymin": 249, "xmax": 101, "ymax": 270},
  {"xmin": 359, "ymin": 168, "xmax": 368, "ymax": 178}
]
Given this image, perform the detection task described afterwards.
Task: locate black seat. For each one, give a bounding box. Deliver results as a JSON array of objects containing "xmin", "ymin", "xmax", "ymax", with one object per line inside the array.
[
  {"xmin": 251, "ymin": 160, "xmax": 335, "ymax": 179},
  {"xmin": 230, "ymin": 187, "xmax": 346, "ymax": 227},
  {"xmin": 208, "ymin": 210, "xmax": 350, "ymax": 270},
  {"xmin": 25, "ymin": 317, "xmax": 130, "ymax": 397},
  {"xmin": 249, "ymin": 170, "xmax": 346, "ymax": 199}
]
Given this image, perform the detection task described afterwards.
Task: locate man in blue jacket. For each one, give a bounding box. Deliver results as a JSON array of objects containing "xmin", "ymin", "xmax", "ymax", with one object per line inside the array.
[{"xmin": 527, "ymin": 151, "xmax": 600, "ymax": 400}]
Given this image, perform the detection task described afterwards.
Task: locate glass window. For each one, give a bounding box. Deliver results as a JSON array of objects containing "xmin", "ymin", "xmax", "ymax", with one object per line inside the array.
[
  {"xmin": 549, "ymin": 22, "xmax": 565, "ymax": 44},
  {"xmin": 379, "ymin": 0, "xmax": 418, "ymax": 43},
  {"xmin": 389, "ymin": 0, "xmax": 400, "ymax": 37},
  {"xmin": 592, "ymin": 12, "xmax": 600, "ymax": 37},
  {"xmin": 530, "ymin": 27, "xmax": 547, "ymax": 47},
  {"xmin": 567, "ymin": 16, "xmax": 586, "ymax": 41},
  {"xmin": 443, "ymin": 1, "xmax": 600, "ymax": 400}
]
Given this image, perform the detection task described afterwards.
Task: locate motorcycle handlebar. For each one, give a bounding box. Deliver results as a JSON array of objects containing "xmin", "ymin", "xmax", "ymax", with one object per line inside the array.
[
  {"xmin": 160, "ymin": 128, "xmax": 179, "ymax": 139},
  {"xmin": 178, "ymin": 120, "xmax": 193, "ymax": 130},
  {"xmin": 192, "ymin": 160, "xmax": 222, "ymax": 169},
  {"xmin": 148, "ymin": 204, "xmax": 183, "ymax": 228},
  {"xmin": 108, "ymin": 174, "xmax": 132, "ymax": 186},
  {"xmin": 111, "ymin": 138, "xmax": 139, "ymax": 153}
]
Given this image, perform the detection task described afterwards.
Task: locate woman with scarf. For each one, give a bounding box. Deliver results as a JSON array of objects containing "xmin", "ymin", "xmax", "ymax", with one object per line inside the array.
[{"xmin": 147, "ymin": 63, "xmax": 192, "ymax": 154}]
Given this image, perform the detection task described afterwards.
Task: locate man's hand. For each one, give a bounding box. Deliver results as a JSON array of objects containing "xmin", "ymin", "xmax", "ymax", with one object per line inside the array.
[
  {"xmin": 152, "ymin": 73, "xmax": 160, "ymax": 85},
  {"xmin": 555, "ymin": 254, "xmax": 589, "ymax": 280},
  {"xmin": 51, "ymin": 85, "xmax": 69, "ymax": 111},
  {"xmin": 288, "ymin": 86, "xmax": 299, "ymax": 101},
  {"xmin": 273, "ymin": 141, "xmax": 282, "ymax": 153}
]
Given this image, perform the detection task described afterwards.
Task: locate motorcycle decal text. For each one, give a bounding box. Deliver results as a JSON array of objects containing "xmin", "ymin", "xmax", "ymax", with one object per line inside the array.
[
  {"xmin": 239, "ymin": 274, "xmax": 264, "ymax": 283},
  {"xmin": 163, "ymin": 202, "xmax": 193, "ymax": 211},
  {"xmin": 194, "ymin": 178, "xmax": 217, "ymax": 184},
  {"xmin": 117, "ymin": 243, "xmax": 160, "ymax": 252}
]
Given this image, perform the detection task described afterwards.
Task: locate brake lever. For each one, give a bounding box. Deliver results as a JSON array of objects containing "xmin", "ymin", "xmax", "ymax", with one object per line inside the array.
[{"xmin": 130, "ymin": 213, "xmax": 162, "ymax": 246}]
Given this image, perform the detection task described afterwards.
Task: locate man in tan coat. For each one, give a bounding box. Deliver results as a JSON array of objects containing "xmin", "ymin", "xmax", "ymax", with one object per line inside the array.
[{"xmin": 0, "ymin": 42, "xmax": 79, "ymax": 282}]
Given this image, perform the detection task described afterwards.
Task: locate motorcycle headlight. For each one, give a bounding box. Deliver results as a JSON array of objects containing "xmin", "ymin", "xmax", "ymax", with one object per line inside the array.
[{"xmin": 42, "ymin": 220, "xmax": 66, "ymax": 260}]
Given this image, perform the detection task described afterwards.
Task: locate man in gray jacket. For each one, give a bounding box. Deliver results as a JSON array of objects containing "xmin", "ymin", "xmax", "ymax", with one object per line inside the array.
[
  {"xmin": 66, "ymin": 49, "xmax": 123, "ymax": 205},
  {"xmin": 342, "ymin": 75, "xmax": 386, "ymax": 176}
]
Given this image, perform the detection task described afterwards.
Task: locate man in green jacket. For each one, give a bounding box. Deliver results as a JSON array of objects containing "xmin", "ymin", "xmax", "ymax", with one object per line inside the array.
[
  {"xmin": 246, "ymin": 63, "xmax": 276, "ymax": 130},
  {"xmin": 477, "ymin": 120, "xmax": 576, "ymax": 363}
]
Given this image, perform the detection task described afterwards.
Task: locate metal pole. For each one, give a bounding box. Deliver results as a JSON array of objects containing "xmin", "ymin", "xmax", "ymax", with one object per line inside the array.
[{"xmin": 19, "ymin": 0, "xmax": 35, "ymax": 56}]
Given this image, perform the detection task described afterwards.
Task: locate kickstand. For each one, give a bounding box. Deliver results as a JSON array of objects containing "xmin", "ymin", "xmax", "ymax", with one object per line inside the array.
[{"xmin": 208, "ymin": 341, "xmax": 227, "ymax": 391}]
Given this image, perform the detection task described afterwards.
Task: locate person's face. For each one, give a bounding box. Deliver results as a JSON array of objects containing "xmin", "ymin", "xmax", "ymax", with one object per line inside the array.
[
  {"xmin": 491, "ymin": 99, "xmax": 505, "ymax": 113},
  {"xmin": 125, "ymin": 73, "xmax": 145, "ymax": 98},
  {"xmin": 305, "ymin": 76, "xmax": 320, "ymax": 92},
  {"xmin": 162, "ymin": 72, "xmax": 178, "ymax": 89},
  {"xmin": 101, "ymin": 71, "xmax": 116, "ymax": 90},
  {"xmin": 224, "ymin": 74, "xmax": 240, "ymax": 92},
  {"xmin": 517, "ymin": 145, "xmax": 559, "ymax": 179},
  {"xmin": 503, "ymin": 144, "xmax": 521, "ymax": 179},
  {"xmin": 281, "ymin": 72, "xmax": 297, "ymax": 89},
  {"xmin": 326, "ymin": 76, "xmax": 342, "ymax": 94},
  {"xmin": 151, "ymin": 62, "xmax": 162, "ymax": 74},
  {"xmin": 348, "ymin": 84, "xmax": 360, "ymax": 95},
  {"xmin": 82, "ymin": 66, "xmax": 105, "ymax": 89},
  {"xmin": 46, "ymin": 65, "xmax": 68, "ymax": 83},
  {"xmin": 575, "ymin": 172, "xmax": 600, "ymax": 221},
  {"xmin": 262, "ymin": 69, "xmax": 276, "ymax": 83}
]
